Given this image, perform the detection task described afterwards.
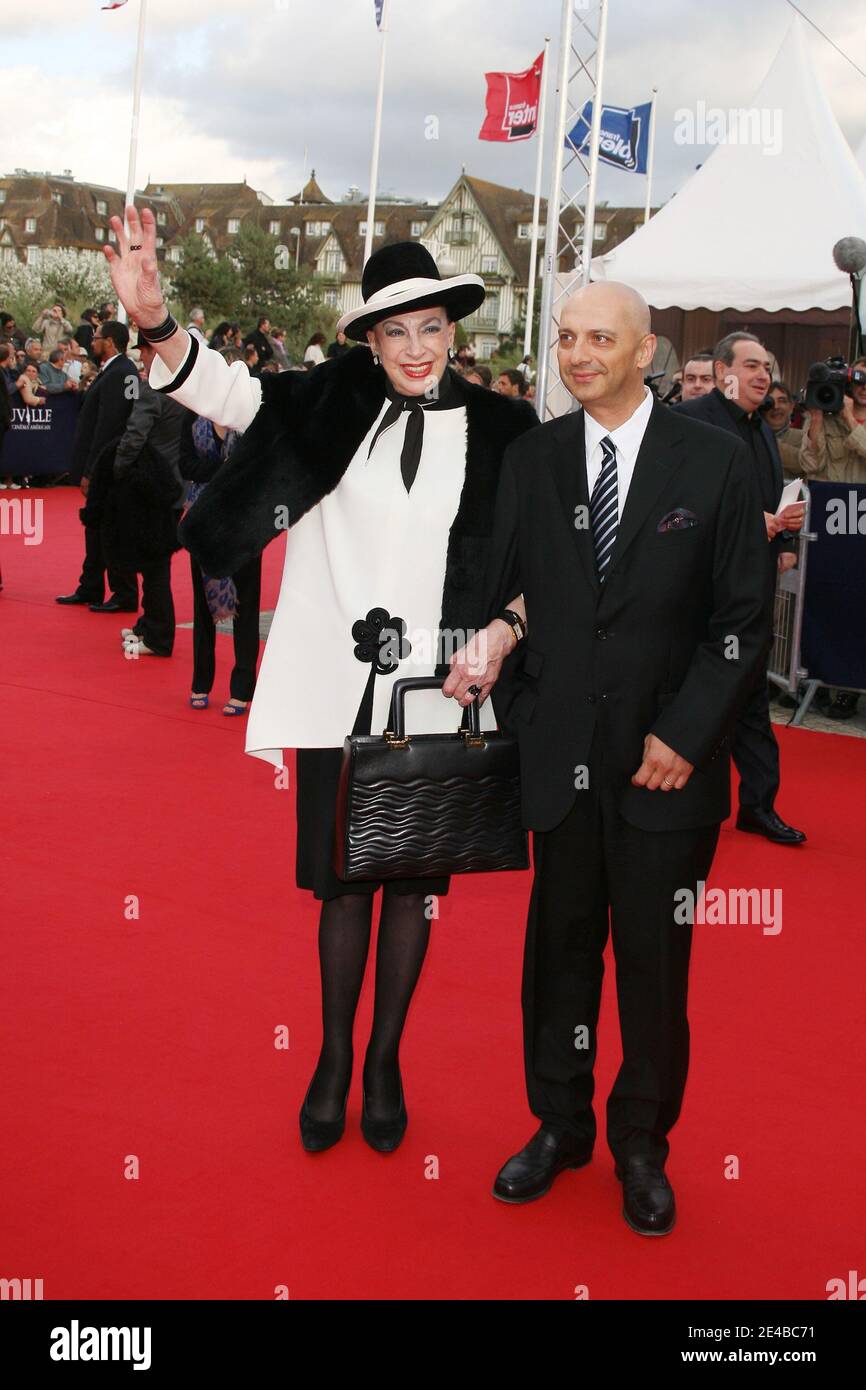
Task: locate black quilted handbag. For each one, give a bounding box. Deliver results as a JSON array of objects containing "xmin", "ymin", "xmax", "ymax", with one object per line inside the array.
[{"xmin": 334, "ymin": 676, "xmax": 529, "ymax": 881}]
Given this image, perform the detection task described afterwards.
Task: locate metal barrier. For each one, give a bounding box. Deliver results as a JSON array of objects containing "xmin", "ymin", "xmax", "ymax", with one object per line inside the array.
[{"xmin": 767, "ymin": 488, "xmax": 813, "ymax": 704}]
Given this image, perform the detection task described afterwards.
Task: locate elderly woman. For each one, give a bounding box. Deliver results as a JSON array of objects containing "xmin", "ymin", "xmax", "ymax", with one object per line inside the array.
[{"xmin": 103, "ymin": 205, "xmax": 535, "ymax": 1155}]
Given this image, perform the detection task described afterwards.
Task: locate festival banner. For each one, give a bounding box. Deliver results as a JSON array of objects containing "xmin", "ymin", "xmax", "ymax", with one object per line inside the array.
[
  {"xmin": 479, "ymin": 51, "xmax": 544, "ymax": 143},
  {"xmin": 567, "ymin": 100, "xmax": 653, "ymax": 173}
]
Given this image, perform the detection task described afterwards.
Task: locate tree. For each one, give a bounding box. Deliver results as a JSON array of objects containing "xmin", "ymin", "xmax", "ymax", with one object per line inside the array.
[
  {"xmin": 228, "ymin": 223, "xmax": 327, "ymax": 361},
  {"xmin": 0, "ymin": 250, "xmax": 116, "ymax": 331},
  {"xmin": 170, "ymin": 233, "xmax": 238, "ymax": 321}
]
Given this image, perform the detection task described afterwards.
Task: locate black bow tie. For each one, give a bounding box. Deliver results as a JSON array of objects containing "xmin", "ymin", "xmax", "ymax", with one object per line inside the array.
[{"xmin": 367, "ymin": 365, "xmax": 459, "ymax": 493}]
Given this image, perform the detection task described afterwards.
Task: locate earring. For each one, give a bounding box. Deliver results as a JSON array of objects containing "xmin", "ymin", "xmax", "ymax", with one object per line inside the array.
[
  {"xmin": 372, "ymin": 352, "xmax": 380, "ymax": 365},
  {"xmin": 447, "ymin": 347, "xmax": 456, "ymax": 361}
]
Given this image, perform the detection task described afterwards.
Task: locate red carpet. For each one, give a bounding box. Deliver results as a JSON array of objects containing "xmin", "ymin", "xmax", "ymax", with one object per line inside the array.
[{"xmin": 1, "ymin": 488, "xmax": 863, "ymax": 1300}]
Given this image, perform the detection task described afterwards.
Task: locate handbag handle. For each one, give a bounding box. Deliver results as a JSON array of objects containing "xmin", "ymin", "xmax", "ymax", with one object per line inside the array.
[{"xmin": 385, "ymin": 676, "xmax": 481, "ymax": 740}]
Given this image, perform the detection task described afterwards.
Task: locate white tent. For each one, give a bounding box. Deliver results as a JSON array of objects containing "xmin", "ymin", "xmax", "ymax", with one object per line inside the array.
[{"xmin": 591, "ymin": 16, "xmax": 866, "ymax": 313}]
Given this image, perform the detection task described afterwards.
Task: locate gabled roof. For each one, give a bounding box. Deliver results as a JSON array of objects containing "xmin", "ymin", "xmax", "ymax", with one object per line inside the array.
[
  {"xmin": 0, "ymin": 173, "xmax": 183, "ymax": 256},
  {"xmin": 426, "ymin": 173, "xmax": 654, "ymax": 281}
]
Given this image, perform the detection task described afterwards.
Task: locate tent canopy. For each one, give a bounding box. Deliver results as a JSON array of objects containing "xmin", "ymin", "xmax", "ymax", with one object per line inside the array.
[{"xmin": 591, "ymin": 16, "xmax": 866, "ymax": 313}]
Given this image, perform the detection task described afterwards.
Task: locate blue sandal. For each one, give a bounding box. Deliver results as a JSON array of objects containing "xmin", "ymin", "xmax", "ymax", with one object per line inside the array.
[
  {"xmin": 190, "ymin": 694, "xmax": 209, "ymax": 709},
  {"xmin": 222, "ymin": 699, "xmax": 248, "ymax": 716}
]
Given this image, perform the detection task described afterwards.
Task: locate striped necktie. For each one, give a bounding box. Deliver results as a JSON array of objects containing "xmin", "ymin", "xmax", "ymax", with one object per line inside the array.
[{"xmin": 590, "ymin": 435, "xmax": 619, "ymax": 579}]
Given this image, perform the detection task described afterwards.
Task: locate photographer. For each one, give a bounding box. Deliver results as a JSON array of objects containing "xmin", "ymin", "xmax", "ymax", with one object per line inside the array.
[
  {"xmin": 764, "ymin": 380, "xmax": 804, "ymax": 479},
  {"xmin": 800, "ymin": 357, "xmax": 866, "ymax": 484}
]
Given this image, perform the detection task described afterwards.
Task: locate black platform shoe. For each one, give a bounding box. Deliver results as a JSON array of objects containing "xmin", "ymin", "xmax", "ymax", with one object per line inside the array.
[
  {"xmin": 361, "ymin": 1084, "xmax": 408, "ymax": 1153},
  {"xmin": 299, "ymin": 1081, "xmax": 349, "ymax": 1153}
]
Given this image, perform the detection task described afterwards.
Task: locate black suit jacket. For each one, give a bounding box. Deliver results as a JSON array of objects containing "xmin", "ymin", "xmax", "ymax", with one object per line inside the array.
[
  {"xmin": 673, "ymin": 388, "xmax": 792, "ymax": 563},
  {"xmin": 71, "ymin": 353, "xmax": 139, "ymax": 481},
  {"xmin": 484, "ymin": 398, "xmax": 772, "ymax": 833},
  {"xmin": 242, "ymin": 329, "xmax": 273, "ymax": 368}
]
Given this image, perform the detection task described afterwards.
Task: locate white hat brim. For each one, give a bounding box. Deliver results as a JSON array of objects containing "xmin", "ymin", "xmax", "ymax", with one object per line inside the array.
[{"xmin": 335, "ymin": 273, "xmax": 486, "ymax": 340}]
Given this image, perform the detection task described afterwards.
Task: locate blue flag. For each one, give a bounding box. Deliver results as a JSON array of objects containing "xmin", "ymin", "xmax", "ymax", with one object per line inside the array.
[
  {"xmin": 374, "ymin": 0, "xmax": 384, "ymax": 26},
  {"xmin": 567, "ymin": 101, "xmax": 652, "ymax": 174}
]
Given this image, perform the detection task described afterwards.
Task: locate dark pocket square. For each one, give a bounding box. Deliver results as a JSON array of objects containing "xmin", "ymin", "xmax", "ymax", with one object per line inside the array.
[{"xmin": 657, "ymin": 507, "xmax": 699, "ymax": 533}]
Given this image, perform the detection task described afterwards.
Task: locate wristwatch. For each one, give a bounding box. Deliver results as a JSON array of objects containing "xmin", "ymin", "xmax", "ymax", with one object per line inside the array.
[{"xmin": 498, "ymin": 608, "xmax": 525, "ymax": 645}]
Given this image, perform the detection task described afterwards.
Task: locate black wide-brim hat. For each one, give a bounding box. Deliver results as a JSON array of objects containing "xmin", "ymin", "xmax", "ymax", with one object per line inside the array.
[{"xmin": 336, "ymin": 241, "xmax": 486, "ymax": 341}]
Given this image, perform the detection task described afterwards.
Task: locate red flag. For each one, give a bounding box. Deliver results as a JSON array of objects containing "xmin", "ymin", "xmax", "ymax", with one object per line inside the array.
[
  {"xmin": 479, "ymin": 51, "xmax": 544, "ymax": 143},
  {"xmin": 102, "ymin": 1, "xmax": 129, "ymax": 9}
]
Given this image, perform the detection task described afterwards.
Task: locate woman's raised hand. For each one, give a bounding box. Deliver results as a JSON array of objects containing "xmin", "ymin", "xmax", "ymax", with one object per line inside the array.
[{"xmin": 102, "ymin": 204, "xmax": 167, "ymax": 328}]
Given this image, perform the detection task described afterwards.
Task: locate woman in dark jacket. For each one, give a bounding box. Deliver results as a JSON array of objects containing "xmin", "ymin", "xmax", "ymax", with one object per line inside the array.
[
  {"xmin": 179, "ymin": 369, "xmax": 262, "ymax": 714},
  {"xmin": 104, "ymin": 207, "xmax": 536, "ymax": 1157},
  {"xmin": 207, "ymin": 322, "xmax": 232, "ymax": 352}
]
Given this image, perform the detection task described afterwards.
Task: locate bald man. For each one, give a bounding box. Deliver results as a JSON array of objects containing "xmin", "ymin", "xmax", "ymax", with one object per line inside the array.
[{"xmin": 446, "ymin": 280, "xmax": 771, "ymax": 1234}]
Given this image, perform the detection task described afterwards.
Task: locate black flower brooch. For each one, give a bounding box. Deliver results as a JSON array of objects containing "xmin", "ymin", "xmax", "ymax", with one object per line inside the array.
[{"xmin": 351, "ymin": 607, "xmax": 411, "ymax": 673}]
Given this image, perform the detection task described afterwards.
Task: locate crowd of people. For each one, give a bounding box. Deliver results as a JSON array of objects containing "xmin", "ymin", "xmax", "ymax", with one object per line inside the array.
[
  {"xmin": 0, "ymin": 301, "xmax": 543, "ymax": 490},
  {"xmin": 672, "ymin": 345, "xmax": 866, "ymax": 487},
  {"xmin": 2, "ymin": 304, "xmax": 864, "ymax": 730}
]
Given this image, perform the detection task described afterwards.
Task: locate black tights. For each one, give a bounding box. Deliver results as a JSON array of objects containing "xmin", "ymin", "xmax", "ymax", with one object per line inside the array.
[{"xmin": 305, "ymin": 886, "xmax": 432, "ymax": 1122}]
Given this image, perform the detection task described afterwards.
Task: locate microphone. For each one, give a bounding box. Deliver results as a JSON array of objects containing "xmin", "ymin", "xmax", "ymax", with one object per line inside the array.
[{"xmin": 832, "ymin": 237, "xmax": 866, "ymax": 276}]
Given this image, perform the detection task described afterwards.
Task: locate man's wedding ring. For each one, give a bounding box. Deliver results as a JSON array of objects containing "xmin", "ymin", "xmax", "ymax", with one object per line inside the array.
[{"xmin": 663, "ymin": 775, "xmax": 674, "ymax": 786}]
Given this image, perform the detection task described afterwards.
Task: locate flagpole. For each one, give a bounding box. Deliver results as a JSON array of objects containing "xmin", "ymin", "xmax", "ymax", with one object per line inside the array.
[
  {"xmin": 364, "ymin": 0, "xmax": 390, "ymax": 268},
  {"xmin": 580, "ymin": 0, "xmax": 608, "ymax": 285},
  {"xmin": 536, "ymin": 0, "xmax": 575, "ymax": 415},
  {"xmin": 523, "ymin": 38, "xmax": 551, "ymax": 362},
  {"xmin": 643, "ymin": 86, "xmax": 658, "ymax": 224},
  {"xmin": 118, "ymin": 0, "xmax": 148, "ymax": 326}
]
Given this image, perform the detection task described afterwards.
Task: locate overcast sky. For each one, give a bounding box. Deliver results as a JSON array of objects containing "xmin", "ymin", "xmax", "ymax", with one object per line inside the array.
[{"xmin": 1, "ymin": 0, "xmax": 864, "ymax": 209}]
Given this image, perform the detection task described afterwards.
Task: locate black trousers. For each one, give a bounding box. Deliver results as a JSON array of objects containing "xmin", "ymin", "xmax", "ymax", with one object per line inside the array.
[
  {"xmin": 731, "ymin": 671, "xmax": 781, "ymax": 814},
  {"xmin": 77, "ymin": 518, "xmax": 138, "ymax": 607},
  {"xmin": 521, "ymin": 724, "xmax": 719, "ymax": 1168},
  {"xmin": 129, "ymin": 555, "xmax": 175, "ymax": 655},
  {"xmin": 189, "ymin": 552, "xmax": 262, "ymax": 700}
]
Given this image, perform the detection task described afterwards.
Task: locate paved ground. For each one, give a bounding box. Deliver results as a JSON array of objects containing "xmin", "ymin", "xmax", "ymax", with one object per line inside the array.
[{"xmin": 769, "ymin": 692, "xmax": 866, "ymax": 739}]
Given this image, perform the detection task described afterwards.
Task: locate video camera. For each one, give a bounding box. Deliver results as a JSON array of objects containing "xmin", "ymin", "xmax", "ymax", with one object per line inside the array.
[{"xmin": 803, "ymin": 357, "xmax": 866, "ymax": 414}]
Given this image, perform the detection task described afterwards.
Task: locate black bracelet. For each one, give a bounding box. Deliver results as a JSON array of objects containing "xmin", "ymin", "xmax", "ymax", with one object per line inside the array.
[{"xmin": 136, "ymin": 312, "xmax": 179, "ymax": 344}]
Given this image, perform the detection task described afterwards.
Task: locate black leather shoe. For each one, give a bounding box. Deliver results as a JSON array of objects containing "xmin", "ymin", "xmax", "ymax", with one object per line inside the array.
[
  {"xmin": 493, "ymin": 1125, "xmax": 593, "ymax": 1204},
  {"xmin": 299, "ymin": 1081, "xmax": 349, "ymax": 1153},
  {"xmin": 827, "ymin": 692, "xmax": 859, "ymax": 720},
  {"xmin": 615, "ymin": 1156, "xmax": 676, "ymax": 1236},
  {"xmin": 736, "ymin": 808, "xmax": 806, "ymax": 844},
  {"xmin": 88, "ymin": 598, "xmax": 138, "ymax": 613},
  {"xmin": 56, "ymin": 592, "xmax": 95, "ymax": 605},
  {"xmin": 361, "ymin": 1084, "xmax": 407, "ymax": 1153}
]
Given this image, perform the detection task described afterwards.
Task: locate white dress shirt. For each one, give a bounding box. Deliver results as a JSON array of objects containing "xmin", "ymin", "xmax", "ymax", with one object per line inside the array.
[{"xmin": 582, "ymin": 385, "xmax": 654, "ymax": 516}]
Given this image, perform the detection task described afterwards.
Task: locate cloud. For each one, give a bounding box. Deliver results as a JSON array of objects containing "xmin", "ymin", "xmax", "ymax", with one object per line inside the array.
[{"xmin": 0, "ymin": 0, "xmax": 863, "ymax": 209}]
